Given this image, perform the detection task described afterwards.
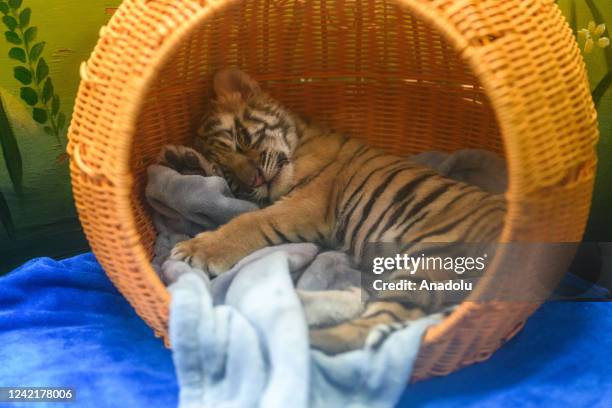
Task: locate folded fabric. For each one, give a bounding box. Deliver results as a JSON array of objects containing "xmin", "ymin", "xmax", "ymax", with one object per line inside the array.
[
  {"xmin": 169, "ymin": 248, "xmax": 444, "ymax": 408},
  {"xmin": 410, "ymin": 149, "xmax": 508, "ymax": 194},
  {"xmin": 146, "ymin": 165, "xmax": 259, "ymax": 271},
  {"xmin": 145, "ymin": 148, "xmax": 507, "ymax": 408}
]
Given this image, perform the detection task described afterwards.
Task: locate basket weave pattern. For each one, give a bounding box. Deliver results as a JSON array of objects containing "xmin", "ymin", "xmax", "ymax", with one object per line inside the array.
[{"xmin": 68, "ymin": 0, "xmax": 598, "ymax": 381}]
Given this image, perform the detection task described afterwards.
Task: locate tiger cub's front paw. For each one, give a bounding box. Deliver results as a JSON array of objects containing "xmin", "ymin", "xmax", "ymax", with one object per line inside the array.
[
  {"xmin": 158, "ymin": 145, "xmax": 220, "ymax": 177},
  {"xmin": 170, "ymin": 232, "xmax": 233, "ymax": 276}
]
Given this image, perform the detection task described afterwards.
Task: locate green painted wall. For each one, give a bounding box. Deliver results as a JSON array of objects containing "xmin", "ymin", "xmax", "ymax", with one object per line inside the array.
[
  {"xmin": 554, "ymin": 0, "xmax": 612, "ymax": 242},
  {"xmin": 0, "ymin": 0, "xmax": 120, "ymax": 272},
  {"xmin": 0, "ymin": 0, "xmax": 610, "ymax": 274}
]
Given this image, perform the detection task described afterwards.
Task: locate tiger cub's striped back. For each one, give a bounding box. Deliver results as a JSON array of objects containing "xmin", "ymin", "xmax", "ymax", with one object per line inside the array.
[{"xmin": 333, "ymin": 145, "xmax": 505, "ymax": 259}]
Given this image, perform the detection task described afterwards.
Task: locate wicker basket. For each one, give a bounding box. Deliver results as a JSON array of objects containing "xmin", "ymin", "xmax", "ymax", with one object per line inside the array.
[{"xmin": 67, "ymin": 0, "xmax": 598, "ymax": 381}]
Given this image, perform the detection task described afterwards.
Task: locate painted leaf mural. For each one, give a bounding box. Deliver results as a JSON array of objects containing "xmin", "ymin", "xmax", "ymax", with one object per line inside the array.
[
  {"xmin": 0, "ymin": 92, "xmax": 21, "ymax": 237},
  {"xmin": 0, "ymin": 0, "xmax": 66, "ymax": 147},
  {"xmin": 592, "ymin": 70, "xmax": 612, "ymax": 107},
  {"xmin": 0, "ymin": 0, "xmax": 123, "ymax": 272},
  {"xmin": 573, "ymin": 0, "xmax": 612, "ymax": 104},
  {"xmin": 0, "ymin": 190, "xmax": 15, "ymax": 238},
  {"xmin": 0, "ymin": 93, "xmax": 22, "ymax": 193}
]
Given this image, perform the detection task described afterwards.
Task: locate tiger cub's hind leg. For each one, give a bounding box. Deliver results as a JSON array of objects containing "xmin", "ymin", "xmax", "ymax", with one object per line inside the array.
[{"xmin": 309, "ymin": 301, "xmax": 425, "ymax": 354}]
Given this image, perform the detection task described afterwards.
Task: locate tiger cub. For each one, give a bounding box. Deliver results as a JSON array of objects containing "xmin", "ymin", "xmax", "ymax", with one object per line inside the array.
[{"xmin": 168, "ymin": 68, "xmax": 506, "ymax": 354}]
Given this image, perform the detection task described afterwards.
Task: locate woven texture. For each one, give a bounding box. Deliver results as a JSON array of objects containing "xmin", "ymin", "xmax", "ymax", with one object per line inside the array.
[{"xmin": 67, "ymin": 0, "xmax": 598, "ymax": 381}]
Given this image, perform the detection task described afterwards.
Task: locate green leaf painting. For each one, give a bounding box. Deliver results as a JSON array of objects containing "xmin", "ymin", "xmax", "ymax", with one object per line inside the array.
[
  {"xmin": 41, "ymin": 77, "xmax": 52, "ymax": 101},
  {"xmin": 569, "ymin": 1, "xmax": 577, "ymax": 34},
  {"xmin": 584, "ymin": 0, "xmax": 611, "ymax": 67},
  {"xmin": 28, "ymin": 40, "xmax": 43, "ymax": 60},
  {"xmin": 2, "ymin": 15, "xmax": 16, "ymax": 30},
  {"xmin": 18, "ymin": 6, "xmax": 29, "ymax": 27},
  {"xmin": 23, "ymin": 25, "xmax": 34, "ymax": 41},
  {"xmin": 13, "ymin": 65, "xmax": 31, "ymax": 84},
  {"xmin": 582, "ymin": 0, "xmax": 611, "ymax": 104},
  {"xmin": 4, "ymin": 30, "xmax": 20, "ymax": 44},
  {"xmin": 0, "ymin": 93, "xmax": 22, "ymax": 194},
  {"xmin": 8, "ymin": 46, "xmax": 24, "ymax": 61},
  {"xmin": 35, "ymin": 57, "xmax": 47, "ymax": 83},
  {"xmin": 567, "ymin": 0, "xmax": 612, "ymax": 112},
  {"xmin": 0, "ymin": 190, "xmax": 15, "ymax": 238},
  {"xmin": 0, "ymin": 92, "xmax": 21, "ymax": 237},
  {"xmin": 0, "ymin": 0, "xmax": 66, "ymax": 147},
  {"xmin": 57, "ymin": 112, "xmax": 65, "ymax": 130},
  {"xmin": 32, "ymin": 106, "xmax": 46, "ymax": 123},
  {"xmin": 19, "ymin": 86, "xmax": 37, "ymax": 105},
  {"xmin": 592, "ymin": 70, "xmax": 612, "ymax": 108},
  {"xmin": 8, "ymin": 0, "xmax": 22, "ymax": 9},
  {"xmin": 51, "ymin": 94, "xmax": 58, "ymax": 115}
]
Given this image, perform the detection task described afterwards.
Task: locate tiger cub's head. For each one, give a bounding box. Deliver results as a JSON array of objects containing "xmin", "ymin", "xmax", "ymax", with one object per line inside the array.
[{"xmin": 195, "ymin": 68, "xmax": 300, "ymax": 205}]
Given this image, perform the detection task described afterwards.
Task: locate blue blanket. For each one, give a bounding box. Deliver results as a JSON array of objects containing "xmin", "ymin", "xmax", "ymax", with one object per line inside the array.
[
  {"xmin": 0, "ymin": 254, "xmax": 177, "ymax": 408},
  {"xmin": 0, "ymin": 254, "xmax": 610, "ymax": 407}
]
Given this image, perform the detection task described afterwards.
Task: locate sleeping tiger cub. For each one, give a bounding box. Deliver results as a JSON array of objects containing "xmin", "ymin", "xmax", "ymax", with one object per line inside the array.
[{"xmin": 167, "ymin": 68, "xmax": 506, "ymax": 354}]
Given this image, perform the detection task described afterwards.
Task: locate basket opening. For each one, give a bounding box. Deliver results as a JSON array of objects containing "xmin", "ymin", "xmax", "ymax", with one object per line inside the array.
[
  {"xmin": 130, "ymin": 0, "xmax": 505, "ymax": 285},
  {"xmin": 67, "ymin": 0, "xmax": 599, "ymax": 381}
]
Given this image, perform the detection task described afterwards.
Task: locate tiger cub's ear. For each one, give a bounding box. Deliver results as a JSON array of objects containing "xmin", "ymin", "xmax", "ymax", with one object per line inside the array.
[{"xmin": 213, "ymin": 67, "xmax": 261, "ymax": 110}]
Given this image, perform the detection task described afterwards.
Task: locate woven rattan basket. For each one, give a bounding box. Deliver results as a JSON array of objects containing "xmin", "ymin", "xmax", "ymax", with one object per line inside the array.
[{"xmin": 67, "ymin": 0, "xmax": 598, "ymax": 381}]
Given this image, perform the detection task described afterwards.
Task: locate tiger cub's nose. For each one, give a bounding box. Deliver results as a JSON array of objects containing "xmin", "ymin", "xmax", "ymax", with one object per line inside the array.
[{"xmin": 251, "ymin": 169, "xmax": 266, "ymax": 188}]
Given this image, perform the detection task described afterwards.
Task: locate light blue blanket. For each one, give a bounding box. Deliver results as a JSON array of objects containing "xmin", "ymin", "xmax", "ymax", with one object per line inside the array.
[
  {"xmin": 168, "ymin": 250, "xmax": 443, "ymax": 408},
  {"xmin": 146, "ymin": 148, "xmax": 506, "ymax": 408}
]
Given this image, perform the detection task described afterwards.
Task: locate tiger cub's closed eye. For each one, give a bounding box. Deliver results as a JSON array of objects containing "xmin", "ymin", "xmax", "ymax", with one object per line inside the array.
[{"xmin": 276, "ymin": 152, "xmax": 288, "ymax": 166}]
